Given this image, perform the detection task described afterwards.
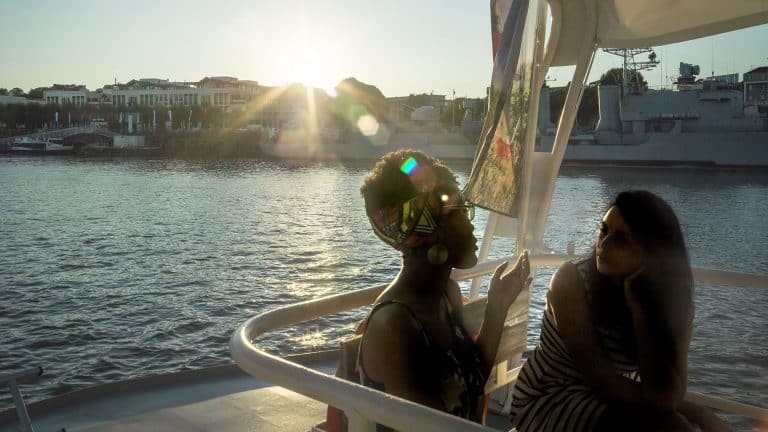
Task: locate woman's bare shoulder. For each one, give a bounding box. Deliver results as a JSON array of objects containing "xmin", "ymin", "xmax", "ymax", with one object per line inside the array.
[
  {"xmin": 547, "ymin": 261, "xmax": 585, "ymax": 307},
  {"xmin": 361, "ymin": 301, "xmax": 428, "ymax": 382},
  {"xmin": 364, "ymin": 302, "xmax": 422, "ymax": 344}
]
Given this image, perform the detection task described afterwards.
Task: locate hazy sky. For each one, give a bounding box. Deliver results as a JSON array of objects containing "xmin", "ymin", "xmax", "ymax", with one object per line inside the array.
[{"xmin": 1, "ymin": 0, "xmax": 767, "ymax": 98}]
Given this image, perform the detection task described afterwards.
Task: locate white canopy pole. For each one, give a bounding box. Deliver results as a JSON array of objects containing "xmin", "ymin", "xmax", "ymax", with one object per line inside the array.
[
  {"xmin": 530, "ymin": 0, "xmax": 598, "ymax": 243},
  {"xmin": 516, "ymin": 0, "xmax": 549, "ymax": 254}
]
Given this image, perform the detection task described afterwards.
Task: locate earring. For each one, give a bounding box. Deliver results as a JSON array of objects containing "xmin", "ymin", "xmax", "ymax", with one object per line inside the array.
[{"xmin": 427, "ymin": 244, "xmax": 449, "ymax": 265}]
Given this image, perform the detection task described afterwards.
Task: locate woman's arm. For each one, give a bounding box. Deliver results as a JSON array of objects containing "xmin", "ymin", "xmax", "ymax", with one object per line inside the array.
[
  {"xmin": 360, "ymin": 303, "xmax": 445, "ymax": 410},
  {"xmin": 475, "ymin": 252, "xmax": 531, "ymax": 377},
  {"xmin": 549, "ymin": 262, "xmax": 651, "ymax": 406}
]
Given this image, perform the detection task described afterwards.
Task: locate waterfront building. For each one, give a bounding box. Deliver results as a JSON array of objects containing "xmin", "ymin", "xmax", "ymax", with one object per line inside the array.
[
  {"xmin": 387, "ymin": 94, "xmax": 447, "ymax": 122},
  {"xmin": 32, "ymin": 77, "xmax": 336, "ymax": 131},
  {"xmin": 40, "ymin": 77, "xmax": 261, "ymax": 111},
  {"xmin": 102, "ymin": 78, "xmax": 226, "ymax": 108},
  {"xmin": 744, "ymin": 66, "xmax": 768, "ymax": 114},
  {"xmin": 198, "ymin": 76, "xmax": 260, "ymax": 106},
  {"xmin": 43, "ymin": 84, "xmax": 88, "ymax": 105},
  {"xmin": 247, "ymin": 84, "xmax": 331, "ymax": 130}
]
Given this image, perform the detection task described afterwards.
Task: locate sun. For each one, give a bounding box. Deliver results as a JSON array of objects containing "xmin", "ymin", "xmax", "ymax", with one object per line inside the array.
[
  {"xmin": 268, "ymin": 31, "xmax": 344, "ymax": 95},
  {"xmin": 288, "ymin": 50, "xmax": 339, "ymax": 95}
]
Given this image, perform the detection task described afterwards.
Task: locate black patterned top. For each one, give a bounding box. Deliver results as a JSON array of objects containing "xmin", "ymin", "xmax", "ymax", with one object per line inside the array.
[{"xmin": 359, "ymin": 297, "xmax": 487, "ymax": 431}]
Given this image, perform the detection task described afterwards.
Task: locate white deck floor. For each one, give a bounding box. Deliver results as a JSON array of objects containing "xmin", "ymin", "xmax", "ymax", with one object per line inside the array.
[
  {"xmin": 1, "ymin": 351, "xmax": 514, "ymax": 432},
  {"xmin": 0, "ymin": 353, "xmax": 509, "ymax": 432},
  {"xmin": 75, "ymin": 385, "xmax": 329, "ymax": 432},
  {"xmin": 0, "ymin": 353, "xmax": 337, "ymax": 432}
]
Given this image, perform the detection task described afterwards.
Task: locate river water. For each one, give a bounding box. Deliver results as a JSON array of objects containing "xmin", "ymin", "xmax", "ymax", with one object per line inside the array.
[{"xmin": 1, "ymin": 156, "xmax": 766, "ymax": 430}]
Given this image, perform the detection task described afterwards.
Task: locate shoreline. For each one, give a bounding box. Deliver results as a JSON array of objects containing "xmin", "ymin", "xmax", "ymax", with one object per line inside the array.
[{"xmin": 4, "ymin": 150, "xmax": 767, "ymax": 171}]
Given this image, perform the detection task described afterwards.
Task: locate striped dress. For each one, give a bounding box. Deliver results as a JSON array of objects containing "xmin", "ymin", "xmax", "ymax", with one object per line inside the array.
[{"xmin": 509, "ymin": 258, "xmax": 640, "ymax": 431}]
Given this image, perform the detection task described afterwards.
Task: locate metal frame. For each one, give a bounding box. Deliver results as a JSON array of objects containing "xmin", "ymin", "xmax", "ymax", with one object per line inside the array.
[{"xmin": 0, "ymin": 367, "xmax": 43, "ymax": 432}]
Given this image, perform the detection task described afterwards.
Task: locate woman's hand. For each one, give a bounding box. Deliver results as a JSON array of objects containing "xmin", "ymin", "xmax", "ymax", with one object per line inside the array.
[
  {"xmin": 487, "ymin": 251, "xmax": 532, "ymax": 313},
  {"xmin": 477, "ymin": 251, "xmax": 532, "ymax": 376}
]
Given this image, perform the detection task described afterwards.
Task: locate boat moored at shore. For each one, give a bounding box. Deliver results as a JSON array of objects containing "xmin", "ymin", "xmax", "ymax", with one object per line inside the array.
[{"xmin": 9, "ymin": 137, "xmax": 74, "ymax": 155}]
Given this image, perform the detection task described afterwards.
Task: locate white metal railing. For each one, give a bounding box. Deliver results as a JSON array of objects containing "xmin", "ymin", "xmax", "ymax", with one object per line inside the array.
[
  {"xmin": 0, "ymin": 367, "xmax": 43, "ymax": 432},
  {"xmin": 691, "ymin": 267, "xmax": 768, "ymax": 290},
  {"xmin": 231, "ymin": 262, "xmax": 505, "ymax": 432},
  {"xmin": 230, "ymin": 253, "xmax": 768, "ymax": 431},
  {"xmin": 459, "ymin": 254, "xmax": 768, "ymax": 292}
]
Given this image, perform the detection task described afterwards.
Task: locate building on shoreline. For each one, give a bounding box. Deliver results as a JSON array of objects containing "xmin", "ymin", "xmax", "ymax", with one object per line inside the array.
[
  {"xmin": 41, "ymin": 77, "xmax": 261, "ymax": 110},
  {"xmin": 43, "ymin": 84, "xmax": 88, "ymax": 105},
  {"xmin": 744, "ymin": 66, "xmax": 768, "ymax": 114},
  {"xmin": 28, "ymin": 77, "xmax": 332, "ymax": 132}
]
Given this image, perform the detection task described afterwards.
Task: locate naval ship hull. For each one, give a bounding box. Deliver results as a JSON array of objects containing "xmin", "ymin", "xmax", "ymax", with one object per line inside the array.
[{"xmin": 539, "ymin": 132, "xmax": 768, "ymax": 167}]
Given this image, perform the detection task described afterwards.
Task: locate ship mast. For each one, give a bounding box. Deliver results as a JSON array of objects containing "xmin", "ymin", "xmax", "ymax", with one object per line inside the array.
[{"xmin": 602, "ymin": 48, "xmax": 660, "ymax": 95}]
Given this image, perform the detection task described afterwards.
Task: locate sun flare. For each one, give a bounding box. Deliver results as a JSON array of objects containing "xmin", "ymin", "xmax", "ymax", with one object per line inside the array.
[{"xmin": 287, "ymin": 50, "xmax": 339, "ymax": 95}]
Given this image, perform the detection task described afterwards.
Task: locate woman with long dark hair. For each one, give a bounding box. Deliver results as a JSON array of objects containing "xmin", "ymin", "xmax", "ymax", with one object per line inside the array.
[{"xmin": 509, "ymin": 190, "xmax": 729, "ymax": 431}]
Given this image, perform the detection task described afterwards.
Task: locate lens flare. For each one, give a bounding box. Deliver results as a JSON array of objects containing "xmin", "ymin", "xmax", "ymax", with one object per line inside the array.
[
  {"xmin": 400, "ymin": 157, "xmax": 418, "ymax": 175},
  {"xmin": 357, "ymin": 115, "xmax": 379, "ymax": 136}
]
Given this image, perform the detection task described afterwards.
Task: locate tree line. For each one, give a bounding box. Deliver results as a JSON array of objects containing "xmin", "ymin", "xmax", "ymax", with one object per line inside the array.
[{"xmin": 0, "ymin": 87, "xmax": 46, "ymax": 99}]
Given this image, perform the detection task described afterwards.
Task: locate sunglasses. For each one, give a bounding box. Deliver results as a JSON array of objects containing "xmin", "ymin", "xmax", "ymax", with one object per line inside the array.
[{"xmin": 443, "ymin": 202, "xmax": 475, "ymax": 221}]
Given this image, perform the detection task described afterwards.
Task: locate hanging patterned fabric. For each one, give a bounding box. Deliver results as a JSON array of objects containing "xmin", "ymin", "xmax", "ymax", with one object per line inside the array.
[{"xmin": 464, "ymin": 0, "xmax": 541, "ymax": 217}]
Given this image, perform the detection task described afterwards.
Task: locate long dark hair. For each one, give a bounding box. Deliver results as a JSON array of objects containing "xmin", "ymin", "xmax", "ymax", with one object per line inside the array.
[{"xmin": 594, "ymin": 190, "xmax": 694, "ymax": 347}]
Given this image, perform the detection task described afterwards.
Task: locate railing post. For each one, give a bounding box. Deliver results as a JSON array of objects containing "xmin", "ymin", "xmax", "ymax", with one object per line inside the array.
[
  {"xmin": 1, "ymin": 367, "xmax": 43, "ymax": 432},
  {"xmin": 345, "ymin": 410, "xmax": 377, "ymax": 432},
  {"xmin": 8, "ymin": 380, "xmax": 36, "ymax": 432}
]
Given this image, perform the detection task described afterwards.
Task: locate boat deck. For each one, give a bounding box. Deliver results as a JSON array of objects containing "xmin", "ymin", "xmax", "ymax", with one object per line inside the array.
[
  {"xmin": 0, "ymin": 351, "xmax": 513, "ymax": 432},
  {"xmin": 1, "ymin": 353, "xmax": 336, "ymax": 432},
  {"xmin": 76, "ymin": 384, "xmax": 328, "ymax": 432}
]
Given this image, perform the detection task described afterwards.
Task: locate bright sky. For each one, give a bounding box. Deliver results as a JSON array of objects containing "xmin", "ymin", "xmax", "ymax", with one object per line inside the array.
[{"xmin": 1, "ymin": 0, "xmax": 767, "ymax": 98}]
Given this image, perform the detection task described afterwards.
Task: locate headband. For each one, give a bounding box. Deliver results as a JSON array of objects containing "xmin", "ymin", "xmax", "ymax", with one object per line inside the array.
[{"xmin": 367, "ymin": 192, "xmax": 441, "ymax": 250}]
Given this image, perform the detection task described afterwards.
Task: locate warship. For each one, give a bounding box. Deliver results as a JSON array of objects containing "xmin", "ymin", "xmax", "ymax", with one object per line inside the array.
[{"xmin": 538, "ymin": 50, "xmax": 768, "ymax": 167}]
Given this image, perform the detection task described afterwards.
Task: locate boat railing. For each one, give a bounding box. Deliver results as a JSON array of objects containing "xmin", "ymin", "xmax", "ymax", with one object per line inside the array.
[
  {"xmin": 230, "ymin": 284, "xmax": 497, "ymax": 432},
  {"xmin": 0, "ymin": 367, "xmax": 43, "ymax": 432},
  {"xmin": 230, "ymin": 255, "xmax": 530, "ymax": 432},
  {"xmin": 230, "ymin": 253, "xmax": 768, "ymax": 431}
]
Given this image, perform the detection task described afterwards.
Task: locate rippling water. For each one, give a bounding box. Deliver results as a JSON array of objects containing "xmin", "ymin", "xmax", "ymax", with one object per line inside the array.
[{"xmin": 1, "ymin": 157, "xmax": 766, "ymax": 430}]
